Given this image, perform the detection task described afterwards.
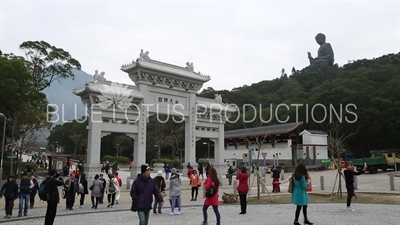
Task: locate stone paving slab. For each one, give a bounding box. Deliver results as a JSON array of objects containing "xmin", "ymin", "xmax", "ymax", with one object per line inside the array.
[{"xmin": 0, "ymin": 203, "xmax": 399, "ymax": 225}]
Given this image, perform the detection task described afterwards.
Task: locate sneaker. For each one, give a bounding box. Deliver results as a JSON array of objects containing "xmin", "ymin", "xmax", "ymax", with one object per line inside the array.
[
  {"xmin": 18, "ymin": 214, "xmax": 22, "ymax": 217},
  {"xmin": 24, "ymin": 213, "xmax": 27, "ymax": 216},
  {"xmin": 6, "ymin": 215, "xmax": 10, "ymax": 219},
  {"xmin": 3, "ymin": 215, "xmax": 7, "ymax": 219},
  {"xmin": 202, "ymin": 222, "xmax": 208, "ymax": 225},
  {"xmin": 174, "ymin": 211, "xmax": 181, "ymax": 215},
  {"xmin": 169, "ymin": 212, "xmax": 174, "ymax": 216},
  {"xmin": 346, "ymin": 207, "xmax": 355, "ymax": 211}
]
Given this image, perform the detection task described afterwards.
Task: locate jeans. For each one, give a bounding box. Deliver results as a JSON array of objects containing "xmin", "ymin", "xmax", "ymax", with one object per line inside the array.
[
  {"xmin": 18, "ymin": 193, "xmax": 30, "ymax": 215},
  {"xmin": 165, "ymin": 172, "xmax": 170, "ymax": 180},
  {"xmin": 4, "ymin": 196, "xmax": 14, "ymax": 216},
  {"xmin": 44, "ymin": 202, "xmax": 58, "ymax": 225},
  {"xmin": 91, "ymin": 197, "xmax": 100, "ymax": 208},
  {"xmin": 191, "ymin": 187, "xmax": 199, "ymax": 199},
  {"xmin": 30, "ymin": 191, "xmax": 37, "ymax": 207},
  {"xmin": 346, "ymin": 184, "xmax": 354, "ymax": 207},
  {"xmin": 80, "ymin": 193, "xmax": 85, "ymax": 205},
  {"xmin": 153, "ymin": 197, "xmax": 162, "ymax": 213},
  {"xmin": 137, "ymin": 210, "xmax": 150, "ymax": 225},
  {"xmin": 171, "ymin": 196, "xmax": 181, "ymax": 212},
  {"xmin": 202, "ymin": 205, "xmax": 220, "ymax": 225},
  {"xmin": 107, "ymin": 193, "xmax": 116, "ymax": 205},
  {"xmin": 239, "ymin": 192, "xmax": 247, "ymax": 213}
]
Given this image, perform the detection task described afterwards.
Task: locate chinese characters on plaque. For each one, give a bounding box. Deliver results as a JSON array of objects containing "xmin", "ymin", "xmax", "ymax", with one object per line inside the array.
[
  {"xmin": 158, "ymin": 96, "xmax": 179, "ymax": 104},
  {"xmin": 140, "ymin": 106, "xmax": 146, "ymax": 146},
  {"xmin": 191, "ymin": 106, "xmax": 196, "ymax": 147}
]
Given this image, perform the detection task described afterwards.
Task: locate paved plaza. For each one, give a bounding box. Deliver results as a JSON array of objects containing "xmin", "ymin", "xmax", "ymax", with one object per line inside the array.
[{"xmin": 0, "ymin": 203, "xmax": 398, "ymax": 225}]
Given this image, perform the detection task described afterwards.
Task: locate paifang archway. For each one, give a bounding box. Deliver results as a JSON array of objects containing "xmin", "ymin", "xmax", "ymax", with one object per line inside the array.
[{"xmin": 74, "ymin": 50, "xmax": 237, "ymax": 181}]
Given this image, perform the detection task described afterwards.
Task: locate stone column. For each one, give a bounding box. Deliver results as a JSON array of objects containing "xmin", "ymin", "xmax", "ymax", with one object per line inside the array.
[
  {"xmin": 85, "ymin": 109, "xmax": 102, "ymax": 182},
  {"xmin": 183, "ymin": 93, "xmax": 197, "ymax": 176},
  {"xmin": 131, "ymin": 103, "xmax": 147, "ymax": 179},
  {"xmin": 212, "ymin": 123, "xmax": 227, "ymax": 176}
]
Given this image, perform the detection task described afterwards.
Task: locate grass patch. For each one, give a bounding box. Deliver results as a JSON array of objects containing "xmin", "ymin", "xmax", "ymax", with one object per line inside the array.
[{"xmin": 240, "ymin": 193, "xmax": 400, "ymax": 205}]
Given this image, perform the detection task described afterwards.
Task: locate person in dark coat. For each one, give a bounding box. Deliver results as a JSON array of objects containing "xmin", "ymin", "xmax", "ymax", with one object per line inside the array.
[
  {"xmin": 131, "ymin": 165, "xmax": 164, "ymax": 225},
  {"xmin": 99, "ymin": 174, "xmax": 106, "ymax": 204},
  {"xmin": 44, "ymin": 169, "xmax": 64, "ymax": 225},
  {"xmin": 79, "ymin": 173, "xmax": 89, "ymax": 208},
  {"xmin": 64, "ymin": 173, "xmax": 79, "ymax": 210},
  {"xmin": 0, "ymin": 175, "xmax": 19, "ymax": 218}
]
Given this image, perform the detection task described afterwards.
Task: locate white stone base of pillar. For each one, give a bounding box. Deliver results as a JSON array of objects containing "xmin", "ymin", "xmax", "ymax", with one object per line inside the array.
[{"xmin": 84, "ymin": 164, "xmax": 102, "ymax": 183}]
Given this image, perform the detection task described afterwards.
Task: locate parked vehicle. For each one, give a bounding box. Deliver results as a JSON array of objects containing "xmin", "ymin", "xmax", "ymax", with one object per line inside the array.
[{"xmin": 352, "ymin": 150, "xmax": 400, "ymax": 174}]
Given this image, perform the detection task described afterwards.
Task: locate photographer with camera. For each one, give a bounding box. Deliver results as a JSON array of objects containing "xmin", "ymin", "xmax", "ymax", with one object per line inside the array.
[{"xmin": 44, "ymin": 169, "xmax": 64, "ymax": 225}]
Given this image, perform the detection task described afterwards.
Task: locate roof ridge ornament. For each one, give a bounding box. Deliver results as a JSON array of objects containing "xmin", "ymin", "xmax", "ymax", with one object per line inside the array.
[
  {"xmin": 93, "ymin": 70, "xmax": 107, "ymax": 82},
  {"xmin": 185, "ymin": 62, "xmax": 194, "ymax": 71},
  {"xmin": 214, "ymin": 94, "xmax": 222, "ymax": 103},
  {"xmin": 139, "ymin": 49, "xmax": 150, "ymax": 61}
]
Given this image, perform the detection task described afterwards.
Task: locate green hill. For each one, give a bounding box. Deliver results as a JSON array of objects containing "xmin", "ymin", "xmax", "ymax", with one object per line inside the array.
[{"xmin": 199, "ymin": 53, "xmax": 400, "ymax": 156}]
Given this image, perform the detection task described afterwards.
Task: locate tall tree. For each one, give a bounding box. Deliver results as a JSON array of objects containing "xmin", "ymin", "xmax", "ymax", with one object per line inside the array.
[
  {"xmin": 19, "ymin": 40, "xmax": 81, "ymax": 91},
  {"xmin": 69, "ymin": 133, "xmax": 82, "ymax": 158}
]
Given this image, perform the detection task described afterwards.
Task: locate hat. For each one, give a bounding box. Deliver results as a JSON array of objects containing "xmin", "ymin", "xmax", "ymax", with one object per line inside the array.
[
  {"xmin": 7, "ymin": 175, "xmax": 15, "ymax": 180},
  {"xmin": 157, "ymin": 170, "xmax": 163, "ymax": 176},
  {"xmin": 171, "ymin": 168, "xmax": 177, "ymax": 174},
  {"xmin": 141, "ymin": 164, "xmax": 150, "ymax": 174},
  {"xmin": 21, "ymin": 172, "xmax": 28, "ymax": 176}
]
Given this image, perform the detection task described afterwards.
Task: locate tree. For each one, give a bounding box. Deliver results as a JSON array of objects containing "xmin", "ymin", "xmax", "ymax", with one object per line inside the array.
[
  {"xmin": 165, "ymin": 126, "xmax": 185, "ymax": 160},
  {"xmin": 19, "ymin": 40, "xmax": 81, "ymax": 91},
  {"xmin": 69, "ymin": 133, "xmax": 82, "ymax": 159},
  {"xmin": 322, "ymin": 121, "xmax": 359, "ymax": 199},
  {"xmin": 112, "ymin": 135, "xmax": 133, "ymax": 161}
]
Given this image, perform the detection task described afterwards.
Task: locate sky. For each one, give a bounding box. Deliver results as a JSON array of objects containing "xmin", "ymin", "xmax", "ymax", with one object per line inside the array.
[{"xmin": 0, "ymin": 0, "xmax": 399, "ymax": 92}]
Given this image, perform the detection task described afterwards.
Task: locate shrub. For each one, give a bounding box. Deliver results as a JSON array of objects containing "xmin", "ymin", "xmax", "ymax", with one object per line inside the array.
[
  {"xmin": 2, "ymin": 161, "xmax": 38, "ymax": 179},
  {"xmin": 101, "ymin": 155, "xmax": 130, "ymax": 164},
  {"xmin": 150, "ymin": 158, "xmax": 181, "ymax": 168}
]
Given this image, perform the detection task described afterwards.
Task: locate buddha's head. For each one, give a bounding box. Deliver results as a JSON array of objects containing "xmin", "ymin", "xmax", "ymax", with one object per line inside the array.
[{"xmin": 315, "ymin": 33, "xmax": 326, "ymax": 45}]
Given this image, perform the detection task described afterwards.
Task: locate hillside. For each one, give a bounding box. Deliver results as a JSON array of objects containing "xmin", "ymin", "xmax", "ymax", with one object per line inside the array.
[
  {"xmin": 43, "ymin": 68, "xmax": 93, "ymax": 124},
  {"xmin": 198, "ymin": 53, "xmax": 400, "ymax": 155}
]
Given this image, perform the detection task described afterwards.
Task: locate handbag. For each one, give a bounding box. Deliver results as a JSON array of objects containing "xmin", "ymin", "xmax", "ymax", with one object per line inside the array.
[
  {"xmin": 288, "ymin": 174, "xmax": 294, "ymax": 193},
  {"xmin": 89, "ymin": 181, "xmax": 94, "ymax": 191},
  {"xmin": 169, "ymin": 198, "xmax": 179, "ymax": 208},
  {"xmin": 205, "ymin": 185, "xmax": 217, "ymax": 198}
]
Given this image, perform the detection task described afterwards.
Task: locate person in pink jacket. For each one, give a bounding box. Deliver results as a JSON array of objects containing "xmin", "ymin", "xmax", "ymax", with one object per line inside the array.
[{"xmin": 202, "ymin": 167, "xmax": 220, "ymax": 225}]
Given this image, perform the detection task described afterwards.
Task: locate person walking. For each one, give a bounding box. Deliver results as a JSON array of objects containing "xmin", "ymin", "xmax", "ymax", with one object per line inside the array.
[
  {"xmin": 0, "ymin": 175, "xmax": 19, "ymax": 219},
  {"xmin": 198, "ymin": 164, "xmax": 204, "ymax": 180},
  {"xmin": 106, "ymin": 173, "xmax": 119, "ymax": 208},
  {"xmin": 164, "ymin": 164, "xmax": 171, "ymax": 180},
  {"xmin": 114, "ymin": 172, "xmax": 122, "ymax": 204},
  {"xmin": 90, "ymin": 174, "xmax": 103, "ymax": 209},
  {"xmin": 44, "ymin": 169, "xmax": 65, "ymax": 225},
  {"xmin": 99, "ymin": 174, "xmax": 106, "ymax": 204},
  {"xmin": 131, "ymin": 165, "xmax": 164, "ymax": 225},
  {"xmin": 291, "ymin": 163, "xmax": 313, "ymax": 225},
  {"xmin": 227, "ymin": 166, "xmax": 234, "ymax": 185},
  {"xmin": 153, "ymin": 170, "xmax": 166, "ymax": 214},
  {"xmin": 202, "ymin": 167, "xmax": 221, "ymax": 225},
  {"xmin": 17, "ymin": 172, "xmax": 33, "ymax": 217},
  {"xmin": 190, "ymin": 170, "xmax": 201, "ymax": 201},
  {"xmin": 64, "ymin": 173, "xmax": 78, "ymax": 210},
  {"xmin": 29, "ymin": 176, "xmax": 39, "ymax": 209},
  {"xmin": 169, "ymin": 168, "xmax": 182, "ymax": 215},
  {"xmin": 344, "ymin": 161, "xmax": 367, "ymax": 211},
  {"xmin": 236, "ymin": 166, "xmax": 249, "ymax": 214},
  {"xmin": 79, "ymin": 173, "xmax": 89, "ymax": 208}
]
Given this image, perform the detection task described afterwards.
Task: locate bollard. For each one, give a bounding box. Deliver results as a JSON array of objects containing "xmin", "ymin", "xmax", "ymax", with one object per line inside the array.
[
  {"xmin": 354, "ymin": 176, "xmax": 358, "ymax": 190},
  {"xmin": 233, "ymin": 180, "xmax": 238, "ymax": 195},
  {"xmin": 262, "ymin": 178, "xmax": 266, "ymax": 193},
  {"xmin": 389, "ymin": 175, "xmax": 395, "ymax": 191},
  {"xmin": 219, "ymin": 174, "xmax": 223, "ymax": 186},
  {"xmin": 320, "ymin": 176, "xmax": 324, "ymax": 190},
  {"xmin": 126, "ymin": 177, "xmax": 131, "ymax": 190},
  {"xmin": 280, "ymin": 169, "xmax": 285, "ymax": 181}
]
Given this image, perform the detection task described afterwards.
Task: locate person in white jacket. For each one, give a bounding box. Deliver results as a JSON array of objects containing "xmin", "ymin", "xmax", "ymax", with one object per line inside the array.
[{"xmin": 105, "ymin": 173, "xmax": 119, "ymax": 208}]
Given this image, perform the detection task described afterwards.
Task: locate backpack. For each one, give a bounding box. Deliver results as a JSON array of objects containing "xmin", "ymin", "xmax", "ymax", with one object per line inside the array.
[
  {"xmin": 78, "ymin": 183, "xmax": 84, "ymax": 193},
  {"xmin": 38, "ymin": 178, "xmax": 50, "ymax": 201},
  {"xmin": 108, "ymin": 179, "xmax": 116, "ymax": 193}
]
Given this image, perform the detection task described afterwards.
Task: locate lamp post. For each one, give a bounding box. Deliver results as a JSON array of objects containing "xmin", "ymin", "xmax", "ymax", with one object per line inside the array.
[
  {"xmin": 0, "ymin": 113, "xmax": 6, "ymax": 184},
  {"xmin": 203, "ymin": 142, "xmax": 210, "ymax": 162}
]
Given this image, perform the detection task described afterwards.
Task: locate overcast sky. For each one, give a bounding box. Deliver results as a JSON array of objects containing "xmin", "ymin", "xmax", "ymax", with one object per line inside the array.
[{"xmin": 1, "ymin": 0, "xmax": 399, "ymax": 91}]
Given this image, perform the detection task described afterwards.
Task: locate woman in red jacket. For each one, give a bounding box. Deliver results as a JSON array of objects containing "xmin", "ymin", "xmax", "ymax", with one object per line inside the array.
[
  {"xmin": 236, "ymin": 166, "xmax": 249, "ymax": 214},
  {"xmin": 202, "ymin": 167, "xmax": 220, "ymax": 225}
]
